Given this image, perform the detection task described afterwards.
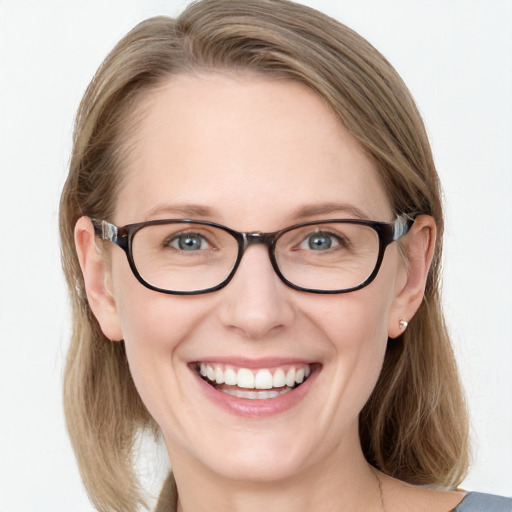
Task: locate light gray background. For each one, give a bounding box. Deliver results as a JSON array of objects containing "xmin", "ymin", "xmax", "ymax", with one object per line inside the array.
[{"xmin": 0, "ymin": 1, "xmax": 511, "ymax": 511}]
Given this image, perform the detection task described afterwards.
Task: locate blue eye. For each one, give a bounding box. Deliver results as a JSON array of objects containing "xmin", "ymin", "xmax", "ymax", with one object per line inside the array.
[
  {"xmin": 168, "ymin": 232, "xmax": 209, "ymax": 251},
  {"xmin": 301, "ymin": 231, "xmax": 340, "ymax": 251}
]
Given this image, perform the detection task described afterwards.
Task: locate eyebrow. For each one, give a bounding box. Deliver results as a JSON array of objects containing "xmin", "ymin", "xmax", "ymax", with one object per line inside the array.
[
  {"xmin": 144, "ymin": 203, "xmax": 218, "ymax": 220},
  {"xmin": 290, "ymin": 202, "xmax": 370, "ymax": 221}
]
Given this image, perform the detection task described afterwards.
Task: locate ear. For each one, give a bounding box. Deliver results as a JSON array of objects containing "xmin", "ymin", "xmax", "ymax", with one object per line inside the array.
[
  {"xmin": 388, "ymin": 215, "xmax": 436, "ymax": 339},
  {"xmin": 74, "ymin": 216, "xmax": 124, "ymax": 341}
]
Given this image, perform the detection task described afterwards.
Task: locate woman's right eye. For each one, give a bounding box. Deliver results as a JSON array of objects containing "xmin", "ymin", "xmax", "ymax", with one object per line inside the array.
[{"xmin": 166, "ymin": 232, "xmax": 210, "ymax": 251}]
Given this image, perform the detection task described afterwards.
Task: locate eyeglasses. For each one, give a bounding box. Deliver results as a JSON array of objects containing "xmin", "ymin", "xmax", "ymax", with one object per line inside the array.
[{"xmin": 91, "ymin": 215, "xmax": 413, "ymax": 295}]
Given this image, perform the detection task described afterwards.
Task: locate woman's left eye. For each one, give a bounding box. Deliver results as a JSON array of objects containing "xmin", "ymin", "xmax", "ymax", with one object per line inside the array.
[{"xmin": 299, "ymin": 231, "xmax": 340, "ymax": 251}]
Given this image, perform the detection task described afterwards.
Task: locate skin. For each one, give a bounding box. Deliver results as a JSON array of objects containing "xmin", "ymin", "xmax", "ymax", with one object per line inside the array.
[{"xmin": 75, "ymin": 75, "xmax": 465, "ymax": 512}]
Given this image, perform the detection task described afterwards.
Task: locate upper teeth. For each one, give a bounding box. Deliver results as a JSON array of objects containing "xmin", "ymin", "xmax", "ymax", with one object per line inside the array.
[{"xmin": 199, "ymin": 363, "xmax": 311, "ymax": 389}]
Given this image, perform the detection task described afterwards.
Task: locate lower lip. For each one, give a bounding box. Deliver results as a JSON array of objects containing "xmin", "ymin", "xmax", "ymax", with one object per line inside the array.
[{"xmin": 193, "ymin": 369, "xmax": 318, "ymax": 418}]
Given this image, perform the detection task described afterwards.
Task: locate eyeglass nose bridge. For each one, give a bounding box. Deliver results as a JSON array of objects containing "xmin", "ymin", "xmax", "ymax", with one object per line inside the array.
[
  {"xmin": 242, "ymin": 231, "xmax": 277, "ymax": 249},
  {"xmin": 235, "ymin": 231, "xmax": 283, "ymax": 285}
]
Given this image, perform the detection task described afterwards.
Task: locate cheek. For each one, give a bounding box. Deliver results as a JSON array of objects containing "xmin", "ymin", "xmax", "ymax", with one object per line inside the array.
[
  {"xmin": 109, "ymin": 263, "xmax": 213, "ymax": 419},
  {"xmin": 315, "ymin": 265, "xmax": 398, "ymax": 410},
  {"xmin": 110, "ymin": 254, "xmax": 212, "ymax": 350},
  {"xmin": 325, "ymin": 293, "xmax": 389, "ymax": 384},
  {"xmin": 315, "ymin": 273, "xmax": 394, "ymax": 354}
]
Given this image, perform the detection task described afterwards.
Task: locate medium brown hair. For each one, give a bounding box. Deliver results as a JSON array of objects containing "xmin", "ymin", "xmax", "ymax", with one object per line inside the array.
[{"xmin": 60, "ymin": 1, "xmax": 469, "ymax": 510}]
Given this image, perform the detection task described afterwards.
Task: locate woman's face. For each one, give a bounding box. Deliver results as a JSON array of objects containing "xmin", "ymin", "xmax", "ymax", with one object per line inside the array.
[{"xmin": 88, "ymin": 75, "xmax": 414, "ymax": 482}]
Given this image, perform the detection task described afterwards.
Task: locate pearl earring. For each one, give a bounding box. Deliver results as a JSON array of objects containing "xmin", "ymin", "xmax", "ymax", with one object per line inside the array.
[{"xmin": 399, "ymin": 319, "xmax": 408, "ymax": 331}]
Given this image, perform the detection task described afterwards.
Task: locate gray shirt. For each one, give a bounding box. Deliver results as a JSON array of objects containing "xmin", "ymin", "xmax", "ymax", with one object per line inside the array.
[{"xmin": 453, "ymin": 492, "xmax": 512, "ymax": 512}]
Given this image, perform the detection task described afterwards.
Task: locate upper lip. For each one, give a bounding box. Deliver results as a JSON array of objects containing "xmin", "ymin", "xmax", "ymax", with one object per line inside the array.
[{"xmin": 188, "ymin": 357, "xmax": 316, "ymax": 369}]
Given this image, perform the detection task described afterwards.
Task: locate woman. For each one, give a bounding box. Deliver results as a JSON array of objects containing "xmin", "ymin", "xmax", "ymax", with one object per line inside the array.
[{"xmin": 59, "ymin": 1, "xmax": 512, "ymax": 511}]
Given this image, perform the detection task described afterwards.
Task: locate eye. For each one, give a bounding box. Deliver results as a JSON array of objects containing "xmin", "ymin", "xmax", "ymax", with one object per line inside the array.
[
  {"xmin": 300, "ymin": 231, "xmax": 341, "ymax": 251},
  {"xmin": 167, "ymin": 232, "xmax": 211, "ymax": 251}
]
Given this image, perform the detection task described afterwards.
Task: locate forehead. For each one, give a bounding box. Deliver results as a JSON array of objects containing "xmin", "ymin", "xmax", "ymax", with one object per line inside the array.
[{"xmin": 116, "ymin": 74, "xmax": 392, "ymax": 228}]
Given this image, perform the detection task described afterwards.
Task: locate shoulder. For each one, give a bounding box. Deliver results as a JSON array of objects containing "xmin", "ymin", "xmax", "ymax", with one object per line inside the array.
[
  {"xmin": 379, "ymin": 473, "xmax": 510, "ymax": 512},
  {"xmin": 452, "ymin": 492, "xmax": 512, "ymax": 512}
]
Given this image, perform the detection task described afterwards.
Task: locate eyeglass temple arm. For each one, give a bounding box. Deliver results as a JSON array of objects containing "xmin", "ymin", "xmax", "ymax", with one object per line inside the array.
[
  {"xmin": 393, "ymin": 214, "xmax": 414, "ymax": 240},
  {"xmin": 91, "ymin": 219, "xmax": 127, "ymax": 250}
]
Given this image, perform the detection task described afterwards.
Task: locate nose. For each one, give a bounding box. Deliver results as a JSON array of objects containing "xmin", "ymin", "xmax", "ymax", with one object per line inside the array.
[{"xmin": 218, "ymin": 245, "xmax": 295, "ymax": 340}]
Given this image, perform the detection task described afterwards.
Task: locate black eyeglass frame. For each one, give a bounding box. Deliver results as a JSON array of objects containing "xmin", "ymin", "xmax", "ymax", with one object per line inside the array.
[{"xmin": 91, "ymin": 215, "xmax": 414, "ymax": 295}]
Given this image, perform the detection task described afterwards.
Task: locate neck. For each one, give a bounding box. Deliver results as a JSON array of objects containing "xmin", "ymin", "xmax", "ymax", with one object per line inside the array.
[{"xmin": 170, "ymin": 444, "xmax": 383, "ymax": 512}]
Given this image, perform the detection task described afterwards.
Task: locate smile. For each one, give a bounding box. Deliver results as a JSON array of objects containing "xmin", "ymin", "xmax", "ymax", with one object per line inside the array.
[{"xmin": 195, "ymin": 362, "xmax": 313, "ymax": 400}]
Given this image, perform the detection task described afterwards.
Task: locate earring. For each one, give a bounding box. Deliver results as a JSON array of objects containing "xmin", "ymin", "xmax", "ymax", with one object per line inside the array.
[{"xmin": 399, "ymin": 319, "xmax": 408, "ymax": 331}]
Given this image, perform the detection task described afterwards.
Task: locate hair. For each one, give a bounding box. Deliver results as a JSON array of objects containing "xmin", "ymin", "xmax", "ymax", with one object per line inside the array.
[{"xmin": 59, "ymin": 0, "xmax": 470, "ymax": 510}]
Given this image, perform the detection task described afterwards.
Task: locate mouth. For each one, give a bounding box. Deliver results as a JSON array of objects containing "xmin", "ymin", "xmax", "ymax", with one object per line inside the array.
[{"xmin": 192, "ymin": 362, "xmax": 316, "ymax": 400}]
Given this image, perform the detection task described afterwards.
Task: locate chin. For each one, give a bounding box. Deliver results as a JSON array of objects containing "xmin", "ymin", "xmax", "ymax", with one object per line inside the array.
[
  {"xmin": 202, "ymin": 444, "xmax": 311, "ymax": 484},
  {"xmin": 163, "ymin": 419, "xmax": 322, "ymax": 485}
]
